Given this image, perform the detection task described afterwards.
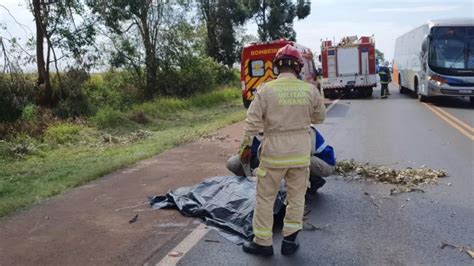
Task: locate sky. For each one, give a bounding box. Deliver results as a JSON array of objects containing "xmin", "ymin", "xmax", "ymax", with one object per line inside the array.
[
  {"xmin": 1, "ymin": 0, "xmax": 473, "ymax": 66},
  {"xmin": 289, "ymin": 0, "xmax": 474, "ymax": 61}
]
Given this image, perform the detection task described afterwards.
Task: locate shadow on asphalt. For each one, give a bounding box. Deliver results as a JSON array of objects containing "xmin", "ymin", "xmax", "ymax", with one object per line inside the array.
[{"xmin": 430, "ymin": 97, "xmax": 474, "ymax": 110}]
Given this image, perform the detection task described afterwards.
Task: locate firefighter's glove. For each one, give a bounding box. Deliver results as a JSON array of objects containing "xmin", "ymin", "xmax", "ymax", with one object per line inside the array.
[{"xmin": 239, "ymin": 136, "xmax": 252, "ymax": 164}]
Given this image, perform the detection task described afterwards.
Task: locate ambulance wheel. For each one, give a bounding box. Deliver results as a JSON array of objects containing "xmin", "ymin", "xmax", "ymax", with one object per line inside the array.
[{"xmin": 243, "ymin": 98, "xmax": 251, "ymax": 109}]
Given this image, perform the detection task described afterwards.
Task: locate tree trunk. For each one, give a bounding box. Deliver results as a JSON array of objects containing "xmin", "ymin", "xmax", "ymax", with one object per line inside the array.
[
  {"xmin": 33, "ymin": 0, "xmax": 53, "ymax": 107},
  {"xmin": 141, "ymin": 12, "xmax": 157, "ymax": 100}
]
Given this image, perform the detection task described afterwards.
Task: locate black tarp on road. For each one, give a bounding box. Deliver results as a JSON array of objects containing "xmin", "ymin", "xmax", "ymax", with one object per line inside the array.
[{"xmin": 149, "ymin": 176, "xmax": 286, "ymax": 244}]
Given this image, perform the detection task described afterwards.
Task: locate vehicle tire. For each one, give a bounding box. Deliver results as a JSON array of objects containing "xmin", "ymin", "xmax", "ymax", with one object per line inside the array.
[
  {"xmin": 470, "ymin": 97, "xmax": 474, "ymax": 106},
  {"xmin": 399, "ymin": 75, "xmax": 409, "ymax": 94},
  {"xmin": 418, "ymin": 93, "xmax": 430, "ymax": 102},
  {"xmin": 413, "ymin": 77, "xmax": 419, "ymax": 96},
  {"xmin": 360, "ymin": 87, "xmax": 372, "ymax": 98},
  {"xmin": 366, "ymin": 87, "xmax": 373, "ymax": 97}
]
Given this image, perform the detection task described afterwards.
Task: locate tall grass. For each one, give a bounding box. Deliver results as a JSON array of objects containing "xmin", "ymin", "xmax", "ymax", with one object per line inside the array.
[
  {"xmin": 92, "ymin": 87, "xmax": 241, "ymax": 128},
  {"xmin": 0, "ymin": 86, "xmax": 245, "ymax": 217}
]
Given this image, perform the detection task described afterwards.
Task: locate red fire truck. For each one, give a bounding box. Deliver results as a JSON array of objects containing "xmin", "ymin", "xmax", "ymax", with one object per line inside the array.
[
  {"xmin": 240, "ymin": 39, "xmax": 318, "ymax": 108},
  {"xmin": 320, "ymin": 36, "xmax": 377, "ymax": 98}
]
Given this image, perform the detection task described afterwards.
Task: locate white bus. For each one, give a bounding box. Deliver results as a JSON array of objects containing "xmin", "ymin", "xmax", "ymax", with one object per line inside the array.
[{"xmin": 393, "ymin": 18, "xmax": 474, "ymax": 103}]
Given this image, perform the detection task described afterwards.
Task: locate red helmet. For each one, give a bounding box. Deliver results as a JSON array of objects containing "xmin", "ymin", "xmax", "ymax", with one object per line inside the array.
[{"xmin": 273, "ymin": 44, "xmax": 304, "ymax": 72}]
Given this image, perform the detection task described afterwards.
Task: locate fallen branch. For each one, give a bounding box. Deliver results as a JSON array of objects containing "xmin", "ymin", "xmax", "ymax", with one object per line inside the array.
[
  {"xmin": 364, "ymin": 192, "xmax": 381, "ymax": 217},
  {"xmin": 440, "ymin": 241, "xmax": 474, "ymax": 259}
]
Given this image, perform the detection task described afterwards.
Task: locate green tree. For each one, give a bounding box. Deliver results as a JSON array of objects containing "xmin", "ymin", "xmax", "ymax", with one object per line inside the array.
[
  {"xmin": 88, "ymin": 0, "xmax": 167, "ymax": 100},
  {"xmin": 375, "ymin": 49, "xmax": 385, "ymax": 64},
  {"xmin": 248, "ymin": 0, "xmax": 311, "ymax": 42},
  {"xmin": 30, "ymin": 0, "xmax": 96, "ymax": 107},
  {"xmin": 198, "ymin": 0, "xmax": 250, "ymax": 67}
]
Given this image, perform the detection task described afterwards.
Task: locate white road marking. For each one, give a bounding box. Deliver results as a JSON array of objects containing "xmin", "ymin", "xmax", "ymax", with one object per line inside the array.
[
  {"xmin": 156, "ymin": 223, "xmax": 209, "ymax": 266},
  {"xmin": 155, "ymin": 96, "xmax": 341, "ymax": 264},
  {"xmin": 325, "ymin": 98, "xmax": 340, "ymax": 113}
]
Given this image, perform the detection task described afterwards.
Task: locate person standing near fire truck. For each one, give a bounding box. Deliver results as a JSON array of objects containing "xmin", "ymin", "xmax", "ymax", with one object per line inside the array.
[
  {"xmin": 239, "ymin": 44, "xmax": 325, "ymax": 256},
  {"xmin": 379, "ymin": 61, "xmax": 392, "ymax": 98}
]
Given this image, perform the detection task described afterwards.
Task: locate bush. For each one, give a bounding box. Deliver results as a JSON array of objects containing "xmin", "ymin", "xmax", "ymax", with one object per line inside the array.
[
  {"xmin": 21, "ymin": 104, "xmax": 39, "ymax": 122},
  {"xmin": 157, "ymin": 56, "xmax": 222, "ymax": 97},
  {"xmin": 83, "ymin": 72, "xmax": 134, "ymax": 110},
  {"xmin": 188, "ymin": 88, "xmax": 240, "ymax": 108},
  {"xmin": 3, "ymin": 134, "xmax": 43, "ymax": 158},
  {"xmin": 132, "ymin": 98, "xmax": 187, "ymax": 119},
  {"xmin": 53, "ymin": 69, "xmax": 93, "ymax": 118},
  {"xmin": 0, "ymin": 73, "xmax": 35, "ymax": 122},
  {"xmin": 44, "ymin": 123, "xmax": 81, "ymax": 145},
  {"xmin": 91, "ymin": 107, "xmax": 129, "ymax": 129}
]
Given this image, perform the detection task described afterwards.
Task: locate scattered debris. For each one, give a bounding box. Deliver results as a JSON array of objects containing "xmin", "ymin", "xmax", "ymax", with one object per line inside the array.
[
  {"xmin": 102, "ymin": 130, "xmax": 153, "ymax": 145},
  {"xmin": 128, "ymin": 214, "xmax": 139, "ymax": 224},
  {"xmin": 157, "ymin": 222, "xmax": 188, "ymax": 228},
  {"xmin": 363, "ymin": 191, "xmax": 381, "ymax": 216},
  {"xmin": 390, "ymin": 187, "xmax": 425, "ymax": 195},
  {"xmin": 168, "ymin": 251, "xmax": 183, "ymax": 257},
  {"xmin": 204, "ymin": 239, "xmax": 221, "ymax": 243},
  {"xmin": 303, "ymin": 222, "xmax": 330, "ymax": 231},
  {"xmin": 467, "ymin": 249, "xmax": 474, "ymax": 259},
  {"xmin": 336, "ymin": 160, "xmax": 447, "ymax": 194},
  {"xmin": 440, "ymin": 241, "xmax": 474, "ymax": 259},
  {"xmin": 200, "ymin": 133, "xmax": 229, "ymax": 142}
]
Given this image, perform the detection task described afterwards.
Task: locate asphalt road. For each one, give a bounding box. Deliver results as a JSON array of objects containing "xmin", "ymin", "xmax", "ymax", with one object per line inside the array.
[
  {"xmin": 169, "ymin": 84, "xmax": 474, "ymax": 265},
  {"xmin": 0, "ymin": 84, "xmax": 472, "ymax": 265}
]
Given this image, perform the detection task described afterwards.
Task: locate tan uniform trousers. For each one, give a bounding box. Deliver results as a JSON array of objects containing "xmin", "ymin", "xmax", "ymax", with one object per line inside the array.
[{"xmin": 252, "ymin": 166, "xmax": 309, "ymax": 246}]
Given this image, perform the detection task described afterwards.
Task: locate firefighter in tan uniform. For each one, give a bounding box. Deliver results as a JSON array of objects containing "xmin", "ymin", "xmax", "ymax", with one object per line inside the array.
[{"xmin": 240, "ymin": 44, "xmax": 326, "ymax": 256}]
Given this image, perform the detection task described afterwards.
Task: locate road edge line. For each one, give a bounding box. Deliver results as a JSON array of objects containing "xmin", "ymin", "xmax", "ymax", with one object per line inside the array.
[
  {"xmin": 325, "ymin": 98, "xmax": 340, "ymax": 113},
  {"xmin": 156, "ymin": 223, "xmax": 209, "ymax": 266}
]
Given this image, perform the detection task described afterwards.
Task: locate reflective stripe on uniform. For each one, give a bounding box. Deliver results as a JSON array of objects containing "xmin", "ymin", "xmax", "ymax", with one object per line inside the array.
[
  {"xmin": 260, "ymin": 154, "xmax": 310, "ymax": 167},
  {"xmin": 315, "ymin": 142, "xmax": 327, "ymax": 154},
  {"xmin": 256, "ymin": 167, "xmax": 266, "ymax": 177},
  {"xmin": 254, "ymin": 227, "xmax": 272, "ymax": 238},
  {"xmin": 283, "ymin": 219, "xmax": 303, "ymax": 230}
]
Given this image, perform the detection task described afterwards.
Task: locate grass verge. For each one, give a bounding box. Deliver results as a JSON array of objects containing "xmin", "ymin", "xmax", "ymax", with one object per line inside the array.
[{"xmin": 0, "ymin": 88, "xmax": 245, "ymax": 217}]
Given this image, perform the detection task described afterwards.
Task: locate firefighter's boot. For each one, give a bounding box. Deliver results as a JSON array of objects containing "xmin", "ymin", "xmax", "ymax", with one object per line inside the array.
[
  {"xmin": 242, "ymin": 241, "xmax": 274, "ymax": 256},
  {"xmin": 281, "ymin": 231, "xmax": 300, "ymax": 256}
]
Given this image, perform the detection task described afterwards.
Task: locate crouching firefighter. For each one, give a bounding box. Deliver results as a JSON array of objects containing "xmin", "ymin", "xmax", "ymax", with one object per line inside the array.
[
  {"xmin": 238, "ymin": 44, "xmax": 326, "ymax": 256},
  {"xmin": 226, "ymin": 126, "xmax": 336, "ymax": 194},
  {"xmin": 378, "ymin": 61, "xmax": 392, "ymax": 98}
]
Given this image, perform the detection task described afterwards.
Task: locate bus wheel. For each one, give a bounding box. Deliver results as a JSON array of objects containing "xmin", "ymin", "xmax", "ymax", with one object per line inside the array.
[
  {"xmin": 399, "ymin": 75, "xmax": 409, "ymax": 94},
  {"xmin": 413, "ymin": 77, "xmax": 419, "ymax": 96},
  {"xmin": 418, "ymin": 94, "xmax": 430, "ymax": 102}
]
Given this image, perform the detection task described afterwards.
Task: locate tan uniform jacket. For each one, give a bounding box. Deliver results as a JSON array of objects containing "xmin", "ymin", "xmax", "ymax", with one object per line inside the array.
[{"xmin": 243, "ymin": 73, "xmax": 325, "ymax": 168}]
